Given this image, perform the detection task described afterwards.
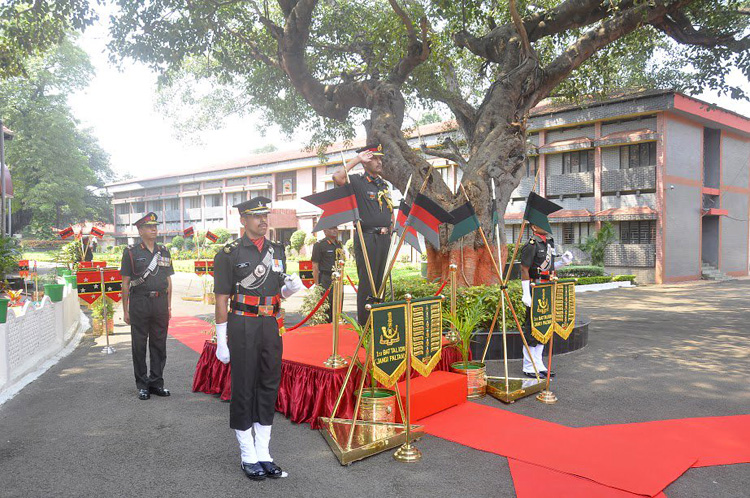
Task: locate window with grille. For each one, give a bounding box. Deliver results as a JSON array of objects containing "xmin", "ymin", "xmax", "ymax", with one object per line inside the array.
[
  {"xmin": 562, "ymin": 150, "xmax": 594, "ymax": 174},
  {"xmin": 275, "ymin": 172, "xmax": 296, "ymax": 200},
  {"xmin": 205, "ymin": 194, "xmax": 223, "ymax": 207},
  {"xmin": 562, "ymin": 224, "xmax": 575, "ymax": 244},
  {"xmin": 619, "ymin": 142, "xmax": 656, "ymax": 169},
  {"xmin": 620, "ymin": 221, "xmax": 655, "ymax": 244}
]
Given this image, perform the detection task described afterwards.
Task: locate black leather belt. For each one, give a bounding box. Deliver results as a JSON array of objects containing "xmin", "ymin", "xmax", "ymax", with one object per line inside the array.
[
  {"xmin": 132, "ymin": 291, "xmax": 163, "ymax": 298},
  {"xmin": 359, "ymin": 226, "xmax": 390, "ymax": 234}
]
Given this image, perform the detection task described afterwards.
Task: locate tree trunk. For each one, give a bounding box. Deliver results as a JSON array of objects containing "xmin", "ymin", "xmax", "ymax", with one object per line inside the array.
[{"xmin": 426, "ymin": 243, "xmax": 508, "ymax": 287}]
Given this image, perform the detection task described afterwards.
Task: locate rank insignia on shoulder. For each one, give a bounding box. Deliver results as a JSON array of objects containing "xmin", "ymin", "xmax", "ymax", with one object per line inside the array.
[{"xmin": 224, "ymin": 239, "xmax": 240, "ymax": 254}]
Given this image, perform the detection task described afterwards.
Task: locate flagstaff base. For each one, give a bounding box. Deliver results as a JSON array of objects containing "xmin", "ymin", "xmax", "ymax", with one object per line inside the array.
[
  {"xmin": 536, "ymin": 390, "xmax": 558, "ymax": 404},
  {"xmin": 323, "ymin": 354, "xmax": 348, "ymax": 369},
  {"xmin": 101, "ymin": 346, "xmax": 116, "ymax": 355},
  {"xmin": 486, "ymin": 376, "xmax": 545, "ymax": 403},
  {"xmin": 319, "ymin": 416, "xmax": 424, "ymax": 465},
  {"xmin": 393, "ymin": 442, "xmax": 422, "ymax": 463}
]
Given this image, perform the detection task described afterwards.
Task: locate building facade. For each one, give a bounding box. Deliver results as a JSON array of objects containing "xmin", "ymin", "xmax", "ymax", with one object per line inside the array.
[
  {"xmin": 107, "ymin": 90, "xmax": 750, "ymax": 284},
  {"xmin": 505, "ymin": 90, "xmax": 750, "ymax": 283}
]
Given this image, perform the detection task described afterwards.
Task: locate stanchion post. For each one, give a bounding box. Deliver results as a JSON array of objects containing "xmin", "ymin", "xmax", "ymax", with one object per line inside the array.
[
  {"xmin": 100, "ymin": 267, "xmax": 115, "ymax": 355},
  {"xmin": 394, "ymin": 293, "xmax": 421, "ymax": 462},
  {"xmin": 324, "ymin": 259, "xmax": 347, "ymax": 368},
  {"xmin": 444, "ymin": 264, "xmax": 458, "ymax": 342},
  {"xmin": 537, "ymin": 278, "xmax": 557, "ymax": 404}
]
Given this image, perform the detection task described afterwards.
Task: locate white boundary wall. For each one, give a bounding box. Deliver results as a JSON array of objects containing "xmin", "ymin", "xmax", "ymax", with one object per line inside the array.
[{"xmin": 0, "ymin": 285, "xmax": 85, "ymax": 392}]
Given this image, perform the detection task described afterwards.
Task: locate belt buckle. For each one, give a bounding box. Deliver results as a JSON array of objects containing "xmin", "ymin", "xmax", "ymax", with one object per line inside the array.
[{"xmin": 258, "ymin": 305, "xmax": 274, "ymax": 316}]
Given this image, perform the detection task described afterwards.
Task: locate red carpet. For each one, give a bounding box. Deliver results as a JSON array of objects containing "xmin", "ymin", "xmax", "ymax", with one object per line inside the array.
[
  {"xmin": 421, "ymin": 402, "xmax": 696, "ymax": 497},
  {"xmin": 168, "ymin": 316, "xmax": 213, "ymax": 353},
  {"xmin": 509, "ymin": 459, "xmax": 668, "ymax": 498}
]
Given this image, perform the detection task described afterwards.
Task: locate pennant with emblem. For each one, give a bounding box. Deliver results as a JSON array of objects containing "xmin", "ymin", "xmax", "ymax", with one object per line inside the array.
[
  {"xmin": 59, "ymin": 226, "xmax": 75, "ymax": 239},
  {"xmin": 90, "ymin": 226, "xmax": 105, "ymax": 238},
  {"xmin": 103, "ymin": 268, "xmax": 123, "ymax": 302},
  {"xmin": 205, "ymin": 230, "xmax": 218, "ymax": 243},
  {"xmin": 76, "ymin": 269, "xmax": 102, "ymax": 304}
]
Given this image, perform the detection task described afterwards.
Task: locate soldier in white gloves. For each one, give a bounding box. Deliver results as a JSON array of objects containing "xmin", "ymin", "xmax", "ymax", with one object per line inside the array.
[
  {"xmin": 213, "ymin": 197, "xmax": 304, "ymax": 481},
  {"xmin": 520, "ymin": 223, "xmax": 573, "ymax": 378}
]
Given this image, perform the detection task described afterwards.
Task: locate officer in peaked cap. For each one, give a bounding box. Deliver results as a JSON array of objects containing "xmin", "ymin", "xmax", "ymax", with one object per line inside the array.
[
  {"xmin": 120, "ymin": 212, "xmax": 174, "ymax": 400},
  {"xmin": 213, "ymin": 195, "xmax": 303, "ymax": 481},
  {"xmin": 332, "ymin": 143, "xmax": 393, "ymax": 325}
]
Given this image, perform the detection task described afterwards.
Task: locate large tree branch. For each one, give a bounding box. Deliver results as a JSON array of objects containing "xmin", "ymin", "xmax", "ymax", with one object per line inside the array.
[
  {"xmin": 422, "ymin": 60, "xmax": 477, "ymax": 142},
  {"xmin": 386, "ymin": 0, "xmax": 431, "ymax": 85},
  {"xmin": 420, "ymin": 138, "xmax": 469, "ymax": 170},
  {"xmin": 652, "ymin": 10, "xmax": 750, "ymax": 51},
  {"xmin": 535, "ymin": 0, "xmax": 687, "ymax": 104}
]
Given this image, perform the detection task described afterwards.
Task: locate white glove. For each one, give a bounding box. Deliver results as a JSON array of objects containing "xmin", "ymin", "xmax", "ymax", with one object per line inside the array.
[
  {"xmin": 215, "ymin": 322, "xmax": 230, "ymax": 364},
  {"xmin": 521, "ymin": 280, "xmax": 532, "ymax": 308},
  {"xmin": 554, "ymin": 251, "xmax": 574, "ymax": 270},
  {"xmin": 281, "ymin": 273, "xmax": 304, "ymax": 299}
]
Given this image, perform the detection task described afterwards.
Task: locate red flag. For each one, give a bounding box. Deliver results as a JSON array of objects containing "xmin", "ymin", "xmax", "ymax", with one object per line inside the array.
[
  {"xmin": 103, "ymin": 268, "xmax": 123, "ymax": 302},
  {"xmin": 395, "ymin": 201, "xmax": 422, "ymax": 253},
  {"xmin": 206, "ymin": 259, "xmax": 214, "ymax": 276},
  {"xmin": 79, "ymin": 261, "xmax": 106, "ymax": 269},
  {"xmin": 205, "ymin": 230, "xmax": 218, "ymax": 243},
  {"xmin": 194, "ymin": 260, "xmax": 207, "ymax": 276},
  {"xmin": 406, "ymin": 194, "xmax": 453, "ymax": 249},
  {"xmin": 299, "ymin": 260, "xmax": 314, "ymax": 288},
  {"xmin": 18, "ymin": 259, "xmax": 29, "ymax": 278},
  {"xmin": 183, "ymin": 226, "xmax": 195, "ymax": 237},
  {"xmin": 90, "ymin": 226, "xmax": 105, "ymax": 238},
  {"xmin": 59, "ymin": 226, "xmax": 74, "ymax": 239},
  {"xmin": 76, "ymin": 269, "xmax": 102, "ymax": 304},
  {"xmin": 302, "ymin": 184, "xmax": 359, "ymax": 231}
]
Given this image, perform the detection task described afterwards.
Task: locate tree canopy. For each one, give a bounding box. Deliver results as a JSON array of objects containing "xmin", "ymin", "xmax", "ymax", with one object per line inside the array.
[
  {"xmin": 103, "ymin": 0, "xmax": 749, "ymax": 282},
  {"xmin": 1, "ymin": 39, "xmax": 115, "ymax": 237}
]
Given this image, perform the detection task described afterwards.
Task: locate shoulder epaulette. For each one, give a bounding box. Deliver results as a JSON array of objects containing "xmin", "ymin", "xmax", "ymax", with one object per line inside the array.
[{"xmin": 223, "ymin": 239, "xmax": 241, "ymax": 254}]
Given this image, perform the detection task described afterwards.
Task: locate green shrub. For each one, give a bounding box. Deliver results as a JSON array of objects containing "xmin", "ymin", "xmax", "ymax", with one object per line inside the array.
[
  {"xmin": 345, "ymin": 238, "xmax": 354, "ymax": 258},
  {"xmin": 304, "ymin": 233, "xmax": 317, "ymax": 247},
  {"xmin": 298, "ymin": 284, "xmax": 331, "ymax": 326},
  {"xmin": 21, "ymin": 239, "xmax": 68, "ymax": 251},
  {"xmin": 579, "ymin": 222, "xmax": 616, "ymax": 266},
  {"xmin": 164, "ymin": 243, "xmax": 173, "ymax": 251},
  {"xmin": 290, "ymin": 230, "xmax": 306, "ymax": 252},
  {"xmin": 171, "ymin": 235, "xmax": 185, "ymax": 250},
  {"xmin": 0, "ymin": 237, "xmax": 21, "ymax": 279},
  {"xmin": 212, "ymin": 228, "xmax": 232, "ymax": 244},
  {"xmin": 576, "ymin": 276, "xmax": 613, "ymax": 285},
  {"xmin": 556, "ymin": 265, "xmax": 605, "ymax": 277},
  {"xmin": 613, "ymin": 274, "xmax": 636, "ymax": 283}
]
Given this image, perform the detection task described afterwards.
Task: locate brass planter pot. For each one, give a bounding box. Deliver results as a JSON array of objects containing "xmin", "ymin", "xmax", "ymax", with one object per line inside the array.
[
  {"xmin": 450, "ymin": 361, "xmax": 487, "ymax": 399},
  {"xmin": 358, "ymin": 388, "xmax": 397, "ymax": 423},
  {"xmin": 203, "ymin": 292, "xmax": 216, "ymax": 305}
]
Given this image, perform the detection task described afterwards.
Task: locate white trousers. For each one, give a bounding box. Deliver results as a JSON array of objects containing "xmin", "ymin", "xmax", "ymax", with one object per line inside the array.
[{"xmin": 522, "ymin": 344, "xmax": 548, "ymax": 373}]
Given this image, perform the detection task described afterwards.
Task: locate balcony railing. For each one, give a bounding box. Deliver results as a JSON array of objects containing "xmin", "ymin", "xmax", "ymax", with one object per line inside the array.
[
  {"xmin": 183, "ymin": 208, "xmax": 202, "ymax": 221},
  {"xmin": 601, "ymin": 166, "xmax": 655, "ymax": 193},
  {"xmin": 204, "ymin": 206, "xmax": 225, "ymax": 219},
  {"xmin": 164, "ymin": 210, "xmax": 180, "ymax": 222},
  {"xmin": 546, "ymin": 172, "xmax": 594, "ymax": 196}
]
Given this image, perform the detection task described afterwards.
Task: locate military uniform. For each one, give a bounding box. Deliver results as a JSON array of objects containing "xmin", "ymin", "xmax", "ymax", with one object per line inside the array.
[
  {"xmin": 311, "ymin": 237, "xmax": 344, "ymax": 323},
  {"xmin": 214, "ymin": 233, "xmax": 287, "ymax": 429},
  {"xmin": 349, "ymin": 144, "xmax": 393, "ymax": 324},
  {"xmin": 520, "ymin": 232, "xmax": 556, "ymax": 375},
  {"xmin": 120, "ymin": 212, "xmax": 174, "ymax": 398}
]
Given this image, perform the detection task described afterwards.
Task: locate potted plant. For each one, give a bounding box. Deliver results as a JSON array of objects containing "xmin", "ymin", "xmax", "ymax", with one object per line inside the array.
[
  {"xmin": 341, "ymin": 313, "xmax": 397, "ymax": 424},
  {"xmin": 202, "ymin": 275, "xmax": 215, "ymax": 305},
  {"xmin": 33, "ymin": 273, "xmax": 57, "ymax": 301},
  {"xmin": 91, "ymin": 298, "xmax": 115, "ymax": 336},
  {"xmin": 444, "ymin": 299, "xmax": 487, "ymax": 399}
]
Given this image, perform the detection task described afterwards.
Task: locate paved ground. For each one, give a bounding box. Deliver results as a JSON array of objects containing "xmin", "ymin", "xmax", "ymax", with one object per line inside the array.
[{"xmin": 0, "ymin": 275, "xmax": 748, "ymax": 497}]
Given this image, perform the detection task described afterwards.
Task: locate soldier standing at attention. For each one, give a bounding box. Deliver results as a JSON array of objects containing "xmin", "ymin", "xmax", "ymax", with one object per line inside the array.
[
  {"xmin": 332, "ymin": 144, "xmax": 393, "ymax": 325},
  {"xmin": 311, "ymin": 226, "xmax": 344, "ymax": 323},
  {"xmin": 213, "ymin": 196, "xmax": 303, "ymax": 481},
  {"xmin": 120, "ymin": 212, "xmax": 174, "ymax": 400},
  {"xmin": 520, "ymin": 223, "xmax": 573, "ymax": 378}
]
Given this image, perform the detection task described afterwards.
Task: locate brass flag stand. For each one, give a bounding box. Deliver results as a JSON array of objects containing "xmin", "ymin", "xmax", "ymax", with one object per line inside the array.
[
  {"xmin": 444, "ymin": 264, "xmax": 458, "ymax": 342},
  {"xmin": 324, "ymin": 259, "xmax": 348, "ymax": 368},
  {"xmin": 319, "ymin": 162, "xmax": 436, "ymax": 465}
]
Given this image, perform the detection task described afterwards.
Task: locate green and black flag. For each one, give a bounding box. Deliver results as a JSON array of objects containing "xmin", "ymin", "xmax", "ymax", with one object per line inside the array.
[
  {"xmin": 491, "ymin": 197, "xmax": 499, "ymax": 227},
  {"xmin": 448, "ymin": 201, "xmax": 481, "ymax": 243},
  {"xmin": 524, "ymin": 192, "xmax": 562, "ymax": 233}
]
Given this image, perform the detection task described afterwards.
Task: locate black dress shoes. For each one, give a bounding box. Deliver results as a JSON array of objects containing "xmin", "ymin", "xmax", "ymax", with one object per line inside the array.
[
  {"xmin": 259, "ymin": 461, "xmax": 284, "ymax": 479},
  {"xmin": 138, "ymin": 389, "xmax": 150, "ymax": 400},
  {"xmin": 241, "ymin": 462, "xmax": 267, "ymax": 481},
  {"xmin": 523, "ymin": 371, "xmax": 555, "ymax": 378},
  {"xmin": 149, "ymin": 386, "xmax": 171, "ymax": 397}
]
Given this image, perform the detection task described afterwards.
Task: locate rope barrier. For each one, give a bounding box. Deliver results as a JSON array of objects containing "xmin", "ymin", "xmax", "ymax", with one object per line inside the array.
[
  {"xmin": 285, "ymin": 284, "xmax": 332, "ymax": 331},
  {"xmin": 434, "ymin": 279, "xmax": 448, "ymax": 296},
  {"xmin": 346, "ymin": 274, "xmax": 358, "ymax": 294}
]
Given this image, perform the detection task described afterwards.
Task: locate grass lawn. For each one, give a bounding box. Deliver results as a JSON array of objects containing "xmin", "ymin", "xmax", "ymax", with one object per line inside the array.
[{"xmin": 22, "ymin": 251, "xmax": 57, "ymax": 262}]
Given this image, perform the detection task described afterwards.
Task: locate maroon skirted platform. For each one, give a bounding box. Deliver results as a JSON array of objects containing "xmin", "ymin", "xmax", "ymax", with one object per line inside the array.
[{"xmin": 191, "ymin": 323, "xmax": 466, "ymax": 428}]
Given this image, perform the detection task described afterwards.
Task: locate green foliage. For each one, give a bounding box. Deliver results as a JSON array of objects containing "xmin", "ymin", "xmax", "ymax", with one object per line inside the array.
[
  {"xmin": 20, "ymin": 239, "xmax": 67, "ymax": 251},
  {"xmin": 304, "ymin": 233, "xmax": 317, "ymax": 247},
  {"xmin": 613, "ymin": 275, "xmax": 637, "ymax": 283},
  {"xmin": 212, "ymin": 228, "xmax": 231, "ymax": 244},
  {"xmin": 55, "ymin": 240, "xmax": 83, "ymax": 269},
  {"xmin": 299, "ymin": 284, "xmax": 331, "ymax": 327},
  {"xmin": 345, "ymin": 239, "xmax": 354, "ymax": 258},
  {"xmin": 579, "ymin": 223, "xmax": 617, "ymax": 267},
  {"xmin": 170, "ymin": 235, "xmax": 185, "ymax": 250},
  {"xmin": 0, "ymin": 237, "xmax": 21, "ymax": 279},
  {"xmin": 1, "ymin": 40, "xmax": 115, "ymax": 237},
  {"xmin": 576, "ymin": 275, "xmax": 636, "ymax": 285},
  {"xmin": 556, "ymin": 265, "xmax": 605, "ymax": 278},
  {"xmin": 289, "ymin": 230, "xmax": 306, "ymax": 253},
  {"xmin": 0, "ymin": 0, "xmax": 96, "ymax": 79},
  {"xmin": 91, "ymin": 297, "xmax": 115, "ymax": 320},
  {"xmin": 443, "ymin": 297, "xmax": 485, "ymax": 368}
]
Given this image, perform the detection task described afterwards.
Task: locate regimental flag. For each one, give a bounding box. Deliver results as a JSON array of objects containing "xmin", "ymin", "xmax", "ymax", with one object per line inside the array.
[
  {"xmin": 491, "ymin": 197, "xmax": 499, "ymax": 227},
  {"xmin": 90, "ymin": 226, "xmax": 105, "ymax": 238},
  {"xmin": 205, "ymin": 230, "xmax": 218, "ymax": 243},
  {"xmin": 298, "ymin": 260, "xmax": 315, "ymax": 288},
  {"xmin": 18, "ymin": 260, "xmax": 29, "ymax": 278},
  {"xmin": 530, "ymin": 282, "xmax": 554, "ymax": 344},
  {"xmin": 448, "ymin": 201, "xmax": 481, "ymax": 243},
  {"xmin": 103, "ymin": 268, "xmax": 123, "ymax": 302},
  {"xmin": 76, "ymin": 269, "xmax": 102, "ymax": 304},
  {"xmin": 524, "ymin": 192, "xmax": 562, "ymax": 234},
  {"xmin": 79, "ymin": 261, "xmax": 106, "ymax": 269},
  {"xmin": 410, "ymin": 297, "xmax": 443, "ymax": 377},
  {"xmin": 554, "ymin": 280, "xmax": 576, "ymax": 340},
  {"xmin": 370, "ymin": 301, "xmax": 408, "ymax": 387},
  {"xmin": 302, "ymin": 184, "xmax": 359, "ymax": 231},
  {"xmin": 406, "ymin": 194, "xmax": 453, "ymax": 249},
  {"xmin": 395, "ymin": 201, "xmax": 421, "ymax": 253},
  {"xmin": 183, "ymin": 226, "xmax": 195, "ymax": 238},
  {"xmin": 206, "ymin": 259, "xmax": 214, "ymax": 276},
  {"xmin": 194, "ymin": 260, "xmax": 208, "ymax": 276},
  {"xmin": 59, "ymin": 226, "xmax": 74, "ymax": 239}
]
